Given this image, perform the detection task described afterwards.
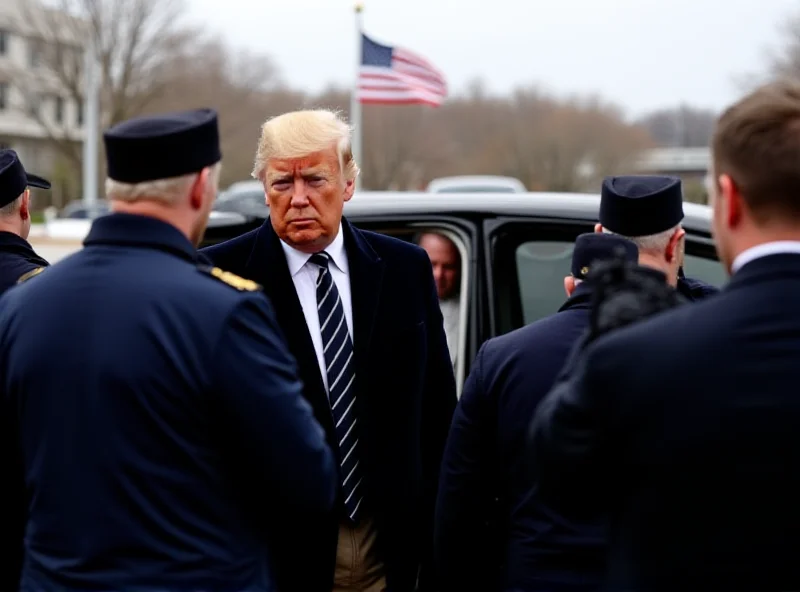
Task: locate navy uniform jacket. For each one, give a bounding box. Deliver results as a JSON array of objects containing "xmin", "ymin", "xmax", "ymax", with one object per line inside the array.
[
  {"xmin": 435, "ymin": 284, "xmax": 604, "ymax": 591},
  {"xmin": 0, "ymin": 213, "xmax": 337, "ymax": 592},
  {"xmin": 530, "ymin": 253, "xmax": 800, "ymax": 590},
  {"xmin": 201, "ymin": 217, "xmax": 457, "ymax": 592},
  {"xmin": 0, "ymin": 231, "xmax": 48, "ymax": 295},
  {"xmin": 677, "ymin": 267, "xmax": 719, "ymax": 301}
]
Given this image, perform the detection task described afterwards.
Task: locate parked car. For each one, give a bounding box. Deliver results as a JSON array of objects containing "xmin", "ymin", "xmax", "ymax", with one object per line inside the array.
[
  {"xmin": 58, "ymin": 200, "xmax": 112, "ymax": 219},
  {"xmin": 201, "ymin": 191, "xmax": 726, "ymax": 395},
  {"xmin": 426, "ymin": 175, "xmax": 526, "ymax": 193},
  {"xmin": 213, "ymin": 180, "xmax": 269, "ymax": 218}
]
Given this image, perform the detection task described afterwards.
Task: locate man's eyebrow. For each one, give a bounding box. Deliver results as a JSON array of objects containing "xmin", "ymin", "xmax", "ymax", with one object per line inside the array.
[{"xmin": 267, "ymin": 172, "xmax": 292, "ymax": 183}]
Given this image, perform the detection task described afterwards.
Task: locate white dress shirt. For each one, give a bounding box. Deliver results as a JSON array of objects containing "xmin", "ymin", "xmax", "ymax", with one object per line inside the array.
[
  {"xmin": 731, "ymin": 240, "xmax": 800, "ymax": 274},
  {"xmin": 280, "ymin": 224, "xmax": 353, "ymax": 394}
]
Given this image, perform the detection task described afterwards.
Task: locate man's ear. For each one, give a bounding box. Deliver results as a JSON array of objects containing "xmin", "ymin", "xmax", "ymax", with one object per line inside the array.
[
  {"xmin": 594, "ymin": 223, "xmax": 603, "ymax": 233},
  {"xmin": 19, "ymin": 189, "xmax": 30, "ymax": 220},
  {"xmin": 343, "ymin": 177, "xmax": 356, "ymax": 202},
  {"xmin": 189, "ymin": 168, "xmax": 210, "ymax": 210},
  {"xmin": 564, "ymin": 275, "xmax": 576, "ymax": 297},
  {"xmin": 719, "ymin": 173, "xmax": 744, "ymax": 229},
  {"xmin": 665, "ymin": 227, "xmax": 686, "ymax": 263}
]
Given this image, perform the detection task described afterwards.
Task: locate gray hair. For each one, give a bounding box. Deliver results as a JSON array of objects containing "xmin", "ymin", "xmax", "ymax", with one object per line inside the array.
[
  {"xmin": 603, "ymin": 225, "xmax": 680, "ymax": 253},
  {"xmin": 0, "ymin": 194, "xmax": 23, "ymax": 217},
  {"xmin": 105, "ymin": 163, "xmax": 221, "ymax": 205}
]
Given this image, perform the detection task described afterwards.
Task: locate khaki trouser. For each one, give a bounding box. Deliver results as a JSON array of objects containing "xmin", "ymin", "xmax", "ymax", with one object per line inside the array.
[{"xmin": 333, "ymin": 515, "xmax": 387, "ymax": 592}]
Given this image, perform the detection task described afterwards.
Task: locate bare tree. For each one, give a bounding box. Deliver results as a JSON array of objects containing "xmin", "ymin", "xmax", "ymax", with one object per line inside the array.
[
  {"xmin": 637, "ymin": 105, "xmax": 717, "ymax": 148},
  {"xmin": 10, "ymin": 0, "xmax": 195, "ymax": 174},
  {"xmin": 144, "ymin": 36, "xmax": 293, "ymax": 188}
]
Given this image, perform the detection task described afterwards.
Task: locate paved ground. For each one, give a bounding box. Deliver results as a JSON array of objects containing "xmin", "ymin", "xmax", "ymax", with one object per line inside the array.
[{"xmin": 29, "ymin": 239, "xmax": 83, "ymax": 263}]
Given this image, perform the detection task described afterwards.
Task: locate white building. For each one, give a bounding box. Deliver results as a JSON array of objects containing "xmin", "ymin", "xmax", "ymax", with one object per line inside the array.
[{"xmin": 0, "ymin": 0, "xmax": 86, "ymax": 206}]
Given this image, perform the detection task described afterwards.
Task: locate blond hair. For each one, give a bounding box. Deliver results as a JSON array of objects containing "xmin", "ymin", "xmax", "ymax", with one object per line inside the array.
[
  {"xmin": 105, "ymin": 162, "xmax": 221, "ymax": 205},
  {"xmin": 251, "ymin": 110, "xmax": 360, "ymax": 183}
]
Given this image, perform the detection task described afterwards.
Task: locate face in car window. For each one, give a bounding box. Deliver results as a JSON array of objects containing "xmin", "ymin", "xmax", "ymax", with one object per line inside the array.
[{"xmin": 419, "ymin": 232, "xmax": 461, "ymax": 300}]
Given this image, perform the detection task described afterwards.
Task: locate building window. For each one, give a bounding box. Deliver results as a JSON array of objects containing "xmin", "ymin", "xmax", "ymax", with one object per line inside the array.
[
  {"xmin": 0, "ymin": 83, "xmax": 7, "ymax": 111},
  {"xmin": 29, "ymin": 40, "xmax": 41, "ymax": 67},
  {"xmin": 28, "ymin": 94, "xmax": 40, "ymax": 119},
  {"xmin": 54, "ymin": 96, "xmax": 64, "ymax": 123},
  {"xmin": 76, "ymin": 98, "xmax": 84, "ymax": 126},
  {"xmin": 0, "ymin": 30, "xmax": 8, "ymax": 56}
]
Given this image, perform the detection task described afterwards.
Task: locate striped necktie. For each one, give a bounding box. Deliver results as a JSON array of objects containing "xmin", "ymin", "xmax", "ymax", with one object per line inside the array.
[{"xmin": 310, "ymin": 251, "xmax": 363, "ymax": 522}]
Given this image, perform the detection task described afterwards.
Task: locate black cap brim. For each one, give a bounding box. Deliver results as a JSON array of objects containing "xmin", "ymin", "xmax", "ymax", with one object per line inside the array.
[{"xmin": 26, "ymin": 173, "xmax": 51, "ymax": 190}]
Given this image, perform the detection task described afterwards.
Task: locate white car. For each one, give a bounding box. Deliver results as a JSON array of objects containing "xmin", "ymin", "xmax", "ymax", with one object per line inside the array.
[{"xmin": 426, "ymin": 175, "xmax": 526, "ymax": 193}]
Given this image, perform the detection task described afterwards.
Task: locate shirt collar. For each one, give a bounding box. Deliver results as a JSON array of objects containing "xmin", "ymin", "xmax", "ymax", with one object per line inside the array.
[
  {"xmin": 280, "ymin": 223, "xmax": 348, "ymax": 277},
  {"xmin": 731, "ymin": 241, "xmax": 800, "ymax": 274}
]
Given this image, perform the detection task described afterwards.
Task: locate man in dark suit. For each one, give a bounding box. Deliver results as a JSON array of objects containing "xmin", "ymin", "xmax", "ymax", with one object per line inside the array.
[
  {"xmin": 530, "ymin": 80, "xmax": 800, "ymax": 590},
  {"xmin": 202, "ymin": 109, "xmax": 457, "ymax": 592},
  {"xmin": 434, "ymin": 233, "xmax": 639, "ymax": 592},
  {"xmin": 0, "ymin": 108, "xmax": 337, "ymax": 591},
  {"xmin": 594, "ymin": 174, "xmax": 719, "ymax": 301},
  {"xmin": 0, "ymin": 150, "xmax": 51, "ymax": 295}
]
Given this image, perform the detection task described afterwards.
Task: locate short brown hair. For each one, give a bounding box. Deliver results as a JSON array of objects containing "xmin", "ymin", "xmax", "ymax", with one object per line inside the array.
[{"xmin": 712, "ymin": 79, "xmax": 800, "ymax": 223}]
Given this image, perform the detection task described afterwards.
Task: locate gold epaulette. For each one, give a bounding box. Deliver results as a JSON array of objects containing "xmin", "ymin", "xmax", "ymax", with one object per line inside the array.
[
  {"xmin": 17, "ymin": 266, "xmax": 45, "ymax": 284},
  {"xmin": 200, "ymin": 266, "xmax": 261, "ymax": 292}
]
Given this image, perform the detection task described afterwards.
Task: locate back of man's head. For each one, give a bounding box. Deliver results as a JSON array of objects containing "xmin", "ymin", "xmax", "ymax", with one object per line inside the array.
[
  {"xmin": 0, "ymin": 150, "xmax": 51, "ymax": 240},
  {"xmin": 713, "ymin": 80, "xmax": 800, "ymax": 223},
  {"xmin": 102, "ymin": 108, "xmax": 222, "ymax": 246},
  {"xmin": 597, "ymin": 175, "xmax": 686, "ymax": 285},
  {"xmin": 565, "ymin": 232, "xmax": 639, "ymax": 297}
]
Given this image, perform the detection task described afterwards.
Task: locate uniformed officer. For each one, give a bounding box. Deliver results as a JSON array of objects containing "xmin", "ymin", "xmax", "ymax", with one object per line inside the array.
[
  {"xmin": 0, "ymin": 108, "xmax": 337, "ymax": 591},
  {"xmin": 595, "ymin": 174, "xmax": 719, "ymax": 301},
  {"xmin": 435, "ymin": 233, "xmax": 638, "ymax": 591},
  {"xmin": 0, "ymin": 149, "xmax": 50, "ymax": 295}
]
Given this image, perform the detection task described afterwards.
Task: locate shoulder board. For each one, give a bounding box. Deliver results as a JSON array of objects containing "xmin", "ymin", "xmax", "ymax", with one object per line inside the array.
[
  {"xmin": 17, "ymin": 266, "xmax": 45, "ymax": 284},
  {"xmin": 200, "ymin": 266, "xmax": 261, "ymax": 292}
]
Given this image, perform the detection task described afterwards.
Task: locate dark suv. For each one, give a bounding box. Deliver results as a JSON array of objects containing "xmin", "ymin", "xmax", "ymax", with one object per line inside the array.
[{"xmin": 202, "ymin": 191, "xmax": 725, "ymax": 394}]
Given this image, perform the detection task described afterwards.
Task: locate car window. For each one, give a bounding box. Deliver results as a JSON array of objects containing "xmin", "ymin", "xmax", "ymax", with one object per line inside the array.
[
  {"xmin": 514, "ymin": 240, "xmax": 727, "ymax": 326},
  {"xmin": 682, "ymin": 253, "xmax": 727, "ymax": 287},
  {"xmin": 515, "ymin": 241, "xmax": 575, "ymax": 325}
]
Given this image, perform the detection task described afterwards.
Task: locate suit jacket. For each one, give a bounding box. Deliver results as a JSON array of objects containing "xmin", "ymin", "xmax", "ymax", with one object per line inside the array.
[
  {"xmin": 0, "ymin": 231, "xmax": 48, "ymax": 296},
  {"xmin": 435, "ymin": 284, "xmax": 604, "ymax": 592},
  {"xmin": 0, "ymin": 214, "xmax": 336, "ymax": 591},
  {"xmin": 201, "ymin": 217, "xmax": 457, "ymax": 591},
  {"xmin": 529, "ymin": 253, "xmax": 800, "ymax": 590}
]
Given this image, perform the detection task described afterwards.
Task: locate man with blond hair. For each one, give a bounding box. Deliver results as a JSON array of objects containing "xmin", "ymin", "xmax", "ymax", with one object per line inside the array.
[
  {"xmin": 0, "ymin": 108, "xmax": 337, "ymax": 591},
  {"xmin": 203, "ymin": 109, "xmax": 457, "ymax": 592}
]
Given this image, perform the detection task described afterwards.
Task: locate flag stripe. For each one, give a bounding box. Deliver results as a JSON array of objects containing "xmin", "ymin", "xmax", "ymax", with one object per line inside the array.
[{"xmin": 359, "ymin": 33, "xmax": 447, "ymax": 106}]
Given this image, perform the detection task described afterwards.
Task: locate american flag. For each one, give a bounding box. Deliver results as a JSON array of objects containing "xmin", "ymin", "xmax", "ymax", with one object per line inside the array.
[{"xmin": 357, "ymin": 33, "xmax": 448, "ymax": 107}]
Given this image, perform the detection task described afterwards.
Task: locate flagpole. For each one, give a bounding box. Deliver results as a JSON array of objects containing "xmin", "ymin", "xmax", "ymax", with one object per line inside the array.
[
  {"xmin": 82, "ymin": 34, "xmax": 99, "ymax": 207},
  {"xmin": 351, "ymin": 3, "xmax": 364, "ymax": 172}
]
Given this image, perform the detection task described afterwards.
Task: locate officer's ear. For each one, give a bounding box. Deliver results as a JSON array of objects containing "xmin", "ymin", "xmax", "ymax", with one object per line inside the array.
[
  {"xmin": 188, "ymin": 168, "xmax": 211, "ymax": 211},
  {"xmin": 564, "ymin": 275, "xmax": 576, "ymax": 297},
  {"xmin": 19, "ymin": 189, "xmax": 30, "ymax": 220},
  {"xmin": 594, "ymin": 223, "xmax": 603, "ymax": 233},
  {"xmin": 665, "ymin": 227, "xmax": 686, "ymax": 263}
]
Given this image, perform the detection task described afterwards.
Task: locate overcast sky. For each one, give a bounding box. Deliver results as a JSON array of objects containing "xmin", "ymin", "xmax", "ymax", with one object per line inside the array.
[{"xmin": 186, "ymin": 0, "xmax": 795, "ymax": 118}]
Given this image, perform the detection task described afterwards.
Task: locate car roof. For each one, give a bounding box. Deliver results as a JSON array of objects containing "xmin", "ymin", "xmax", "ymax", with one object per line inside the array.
[
  {"xmin": 426, "ymin": 175, "xmax": 526, "ymax": 192},
  {"xmin": 206, "ymin": 190, "xmax": 713, "ymax": 236},
  {"xmin": 344, "ymin": 191, "xmax": 713, "ymax": 234}
]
